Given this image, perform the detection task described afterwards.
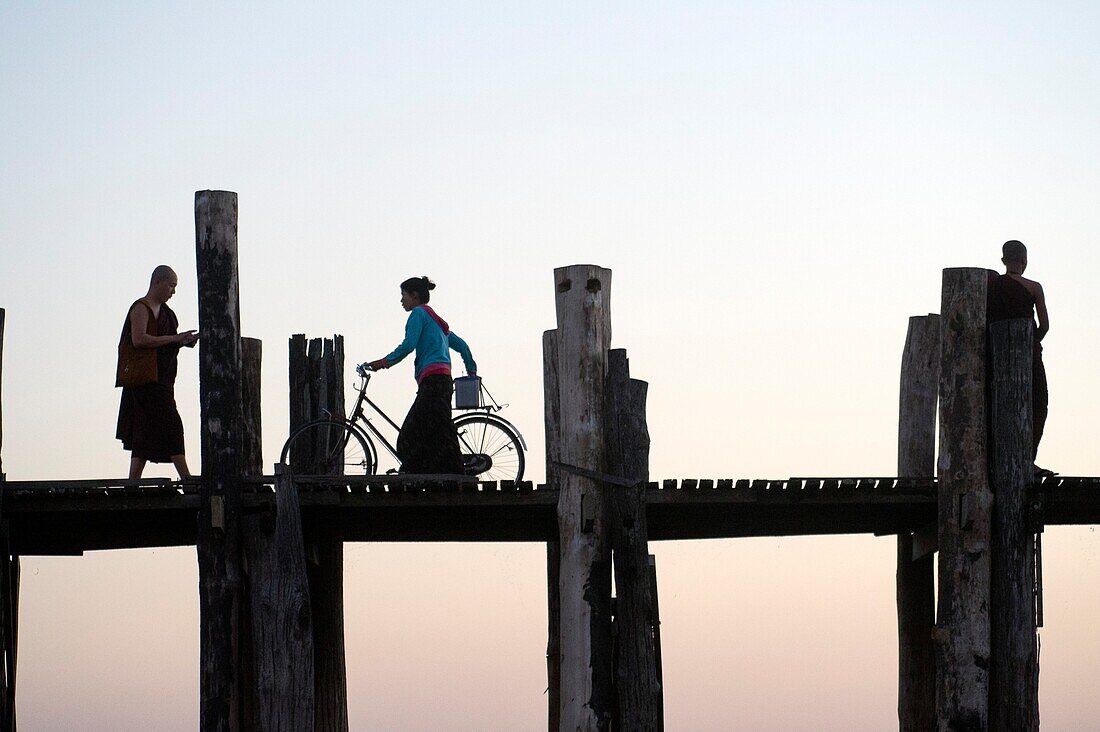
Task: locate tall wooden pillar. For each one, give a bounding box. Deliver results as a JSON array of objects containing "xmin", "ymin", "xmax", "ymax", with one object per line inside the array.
[
  {"xmin": 605, "ymin": 349, "xmax": 660, "ymax": 730},
  {"xmin": 552, "ymin": 265, "xmax": 614, "ymax": 731},
  {"xmin": 988, "ymin": 319, "xmax": 1039, "ymax": 730},
  {"xmin": 290, "ymin": 334, "xmax": 349, "ymax": 732},
  {"xmin": 897, "ymin": 315, "xmax": 939, "ymax": 730},
  {"xmin": 542, "ymin": 331, "xmax": 562, "ymax": 732},
  {"xmin": 0, "ymin": 308, "xmax": 4, "ymax": 477},
  {"xmin": 0, "ymin": 307, "xmax": 17, "ymax": 732},
  {"xmin": 935, "ymin": 268, "xmax": 992, "ymax": 731},
  {"xmin": 239, "ymin": 338, "xmax": 262, "ymax": 729},
  {"xmin": 195, "ymin": 190, "xmax": 246, "ymax": 732}
]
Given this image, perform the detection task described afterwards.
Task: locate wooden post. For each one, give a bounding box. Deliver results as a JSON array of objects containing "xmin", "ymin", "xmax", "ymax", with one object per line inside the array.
[
  {"xmin": 0, "ymin": 307, "xmax": 16, "ymax": 732},
  {"xmin": 195, "ymin": 190, "xmax": 245, "ymax": 732},
  {"xmin": 290, "ymin": 335, "xmax": 349, "ymax": 732},
  {"xmin": 605, "ymin": 349, "xmax": 660, "ymax": 731},
  {"xmin": 241, "ymin": 465, "xmax": 316, "ymax": 730},
  {"xmin": 239, "ymin": 337, "xmax": 262, "ymax": 730},
  {"xmin": 935, "ymin": 268, "xmax": 992, "ymax": 732},
  {"xmin": 897, "ymin": 315, "xmax": 939, "ymax": 730},
  {"xmin": 309, "ymin": 337, "xmax": 349, "ymax": 732},
  {"xmin": 553, "ymin": 264, "xmax": 614, "ymax": 731},
  {"xmin": 647, "ymin": 555, "xmax": 663, "ymax": 732},
  {"xmin": 988, "ymin": 319, "xmax": 1039, "ymax": 730},
  {"xmin": 542, "ymin": 330, "xmax": 561, "ymax": 732},
  {"xmin": 0, "ymin": 308, "xmax": 4, "ymax": 475}
]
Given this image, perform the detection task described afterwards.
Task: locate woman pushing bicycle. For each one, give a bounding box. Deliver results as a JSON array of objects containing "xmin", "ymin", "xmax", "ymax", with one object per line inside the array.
[{"xmin": 362, "ymin": 276, "xmax": 477, "ymax": 474}]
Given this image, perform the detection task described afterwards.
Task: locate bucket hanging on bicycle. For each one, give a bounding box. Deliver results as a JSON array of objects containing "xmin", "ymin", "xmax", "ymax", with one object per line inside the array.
[{"xmin": 454, "ymin": 375, "xmax": 482, "ymax": 409}]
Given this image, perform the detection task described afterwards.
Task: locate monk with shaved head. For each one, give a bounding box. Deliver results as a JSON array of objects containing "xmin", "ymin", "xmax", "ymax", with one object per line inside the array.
[
  {"xmin": 115, "ymin": 265, "xmax": 198, "ymax": 479},
  {"xmin": 988, "ymin": 240, "xmax": 1052, "ymax": 477}
]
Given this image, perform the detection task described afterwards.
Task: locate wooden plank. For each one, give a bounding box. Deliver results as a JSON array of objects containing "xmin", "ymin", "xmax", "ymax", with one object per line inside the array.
[
  {"xmin": 605, "ymin": 350, "xmax": 661, "ymax": 731},
  {"xmin": 988, "ymin": 319, "xmax": 1039, "ymax": 730},
  {"xmin": 896, "ymin": 314, "xmax": 939, "ymax": 731},
  {"xmin": 195, "ymin": 189, "xmax": 245, "ymax": 732},
  {"xmin": 553, "ymin": 265, "xmax": 613, "ymax": 731},
  {"xmin": 542, "ymin": 329, "xmax": 562, "ymax": 732},
  {"xmin": 935, "ymin": 268, "xmax": 992, "ymax": 731}
]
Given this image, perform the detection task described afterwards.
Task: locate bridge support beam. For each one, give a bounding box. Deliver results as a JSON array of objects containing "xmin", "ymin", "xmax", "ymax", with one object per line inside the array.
[
  {"xmin": 988, "ymin": 319, "xmax": 1039, "ymax": 730},
  {"xmin": 605, "ymin": 349, "xmax": 661, "ymax": 730},
  {"xmin": 290, "ymin": 334, "xmax": 350, "ymax": 732},
  {"xmin": 0, "ymin": 306, "xmax": 18, "ymax": 732},
  {"xmin": 550, "ymin": 265, "xmax": 614, "ymax": 731},
  {"xmin": 239, "ymin": 337, "xmax": 263, "ymax": 729},
  {"xmin": 196, "ymin": 190, "xmax": 246, "ymax": 732},
  {"xmin": 542, "ymin": 331, "xmax": 562, "ymax": 732},
  {"xmin": 897, "ymin": 315, "xmax": 939, "ymax": 730},
  {"xmin": 935, "ymin": 268, "xmax": 992, "ymax": 731}
]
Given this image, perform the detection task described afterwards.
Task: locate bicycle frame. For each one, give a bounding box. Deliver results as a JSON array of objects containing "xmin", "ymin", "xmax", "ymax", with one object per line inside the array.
[
  {"xmin": 318, "ymin": 372, "xmax": 527, "ymax": 471},
  {"xmin": 332, "ymin": 374, "xmax": 402, "ymax": 463}
]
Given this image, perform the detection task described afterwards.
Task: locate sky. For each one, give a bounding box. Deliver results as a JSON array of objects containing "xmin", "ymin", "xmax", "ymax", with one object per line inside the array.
[{"xmin": 2, "ymin": 1, "xmax": 1100, "ymax": 729}]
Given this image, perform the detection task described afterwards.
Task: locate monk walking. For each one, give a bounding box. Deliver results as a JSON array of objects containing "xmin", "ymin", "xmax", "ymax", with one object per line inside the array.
[
  {"xmin": 988, "ymin": 240, "xmax": 1051, "ymax": 476},
  {"xmin": 115, "ymin": 265, "xmax": 198, "ymax": 479}
]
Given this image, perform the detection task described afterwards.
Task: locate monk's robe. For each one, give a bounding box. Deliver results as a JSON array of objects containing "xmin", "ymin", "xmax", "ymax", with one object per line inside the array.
[
  {"xmin": 115, "ymin": 301, "xmax": 186, "ymax": 463},
  {"xmin": 987, "ymin": 272, "xmax": 1048, "ymax": 456}
]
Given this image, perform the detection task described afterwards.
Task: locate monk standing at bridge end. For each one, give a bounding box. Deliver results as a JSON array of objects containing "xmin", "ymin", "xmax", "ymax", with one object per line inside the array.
[{"xmin": 988, "ymin": 240, "xmax": 1051, "ymax": 477}]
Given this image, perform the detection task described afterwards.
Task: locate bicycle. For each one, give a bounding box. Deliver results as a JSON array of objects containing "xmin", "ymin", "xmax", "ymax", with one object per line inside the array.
[{"xmin": 279, "ymin": 364, "xmax": 527, "ymax": 482}]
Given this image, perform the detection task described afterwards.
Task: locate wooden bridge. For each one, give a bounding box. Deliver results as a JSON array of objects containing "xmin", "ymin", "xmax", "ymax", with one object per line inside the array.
[
  {"xmin": 4, "ymin": 475, "xmax": 1100, "ymax": 553},
  {"xmin": 0, "ymin": 190, "xmax": 1095, "ymax": 731}
]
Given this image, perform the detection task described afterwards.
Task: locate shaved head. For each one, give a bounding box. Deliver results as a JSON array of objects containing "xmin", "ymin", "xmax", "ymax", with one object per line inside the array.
[
  {"xmin": 150, "ymin": 265, "xmax": 177, "ymax": 286},
  {"xmin": 1002, "ymin": 240, "xmax": 1027, "ymax": 263}
]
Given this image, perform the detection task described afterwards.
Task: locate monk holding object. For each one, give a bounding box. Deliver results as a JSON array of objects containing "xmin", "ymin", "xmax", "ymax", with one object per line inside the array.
[{"xmin": 115, "ymin": 265, "xmax": 198, "ymax": 479}]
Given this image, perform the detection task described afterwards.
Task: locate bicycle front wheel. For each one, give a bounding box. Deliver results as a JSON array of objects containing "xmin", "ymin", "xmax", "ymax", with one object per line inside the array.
[
  {"xmin": 452, "ymin": 414, "xmax": 525, "ymax": 483},
  {"xmin": 280, "ymin": 419, "xmax": 378, "ymax": 475}
]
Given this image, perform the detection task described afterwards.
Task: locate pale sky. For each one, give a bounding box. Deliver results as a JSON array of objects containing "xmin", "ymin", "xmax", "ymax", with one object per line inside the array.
[{"xmin": 2, "ymin": 2, "xmax": 1100, "ymax": 729}]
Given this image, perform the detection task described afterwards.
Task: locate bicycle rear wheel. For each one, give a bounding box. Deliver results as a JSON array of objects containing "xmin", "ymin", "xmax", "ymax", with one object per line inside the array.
[
  {"xmin": 452, "ymin": 414, "xmax": 525, "ymax": 483},
  {"xmin": 280, "ymin": 419, "xmax": 377, "ymax": 475}
]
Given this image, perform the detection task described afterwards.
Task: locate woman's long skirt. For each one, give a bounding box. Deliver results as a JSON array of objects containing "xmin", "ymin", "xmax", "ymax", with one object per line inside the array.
[{"xmin": 396, "ymin": 374, "xmax": 463, "ymax": 474}]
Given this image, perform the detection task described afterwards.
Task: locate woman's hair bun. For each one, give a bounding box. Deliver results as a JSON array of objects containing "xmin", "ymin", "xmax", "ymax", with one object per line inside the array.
[{"xmin": 422, "ymin": 276, "xmax": 436, "ymax": 291}]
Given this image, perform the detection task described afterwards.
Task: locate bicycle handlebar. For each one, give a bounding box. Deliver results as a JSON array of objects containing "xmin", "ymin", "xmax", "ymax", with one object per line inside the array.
[{"xmin": 355, "ymin": 362, "xmax": 377, "ymax": 377}]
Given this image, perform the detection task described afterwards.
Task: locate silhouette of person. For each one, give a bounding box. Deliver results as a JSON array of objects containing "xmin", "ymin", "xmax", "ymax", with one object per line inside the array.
[
  {"xmin": 364, "ymin": 276, "xmax": 476, "ymax": 474},
  {"xmin": 987, "ymin": 240, "xmax": 1051, "ymax": 476},
  {"xmin": 115, "ymin": 265, "xmax": 198, "ymax": 479}
]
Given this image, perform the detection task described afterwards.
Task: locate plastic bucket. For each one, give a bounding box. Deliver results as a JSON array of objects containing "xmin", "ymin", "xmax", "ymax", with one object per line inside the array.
[{"xmin": 454, "ymin": 375, "xmax": 482, "ymax": 409}]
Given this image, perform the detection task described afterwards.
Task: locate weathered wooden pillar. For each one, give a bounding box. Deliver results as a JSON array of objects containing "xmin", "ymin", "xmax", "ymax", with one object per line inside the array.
[
  {"xmin": 897, "ymin": 315, "xmax": 939, "ymax": 731},
  {"xmin": 552, "ymin": 265, "xmax": 614, "ymax": 731},
  {"xmin": 935, "ymin": 268, "xmax": 992, "ymax": 732},
  {"xmin": 0, "ymin": 308, "xmax": 4, "ymax": 476},
  {"xmin": 290, "ymin": 334, "xmax": 349, "ymax": 732},
  {"xmin": 988, "ymin": 319, "xmax": 1039, "ymax": 731},
  {"xmin": 647, "ymin": 555, "xmax": 663, "ymax": 731},
  {"xmin": 241, "ymin": 465, "xmax": 316, "ymax": 729},
  {"xmin": 542, "ymin": 330, "xmax": 561, "ymax": 732},
  {"xmin": 196, "ymin": 190, "xmax": 246, "ymax": 732},
  {"xmin": 605, "ymin": 349, "xmax": 660, "ymax": 730},
  {"xmin": 239, "ymin": 337, "xmax": 262, "ymax": 730},
  {"xmin": 0, "ymin": 306, "xmax": 17, "ymax": 732}
]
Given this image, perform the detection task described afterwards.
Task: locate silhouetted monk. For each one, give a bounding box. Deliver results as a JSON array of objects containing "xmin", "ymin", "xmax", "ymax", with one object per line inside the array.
[
  {"xmin": 115, "ymin": 265, "xmax": 198, "ymax": 479},
  {"xmin": 988, "ymin": 240, "xmax": 1050, "ymax": 476}
]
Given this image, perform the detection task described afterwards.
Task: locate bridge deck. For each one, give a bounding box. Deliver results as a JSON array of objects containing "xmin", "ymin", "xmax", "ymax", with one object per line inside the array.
[{"xmin": 2, "ymin": 476, "xmax": 1097, "ymax": 555}]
